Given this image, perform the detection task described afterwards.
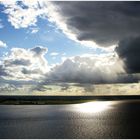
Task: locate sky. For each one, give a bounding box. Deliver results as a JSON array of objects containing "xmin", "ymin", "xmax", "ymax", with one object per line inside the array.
[{"xmin": 0, "ymin": 1, "xmax": 140, "ymax": 95}]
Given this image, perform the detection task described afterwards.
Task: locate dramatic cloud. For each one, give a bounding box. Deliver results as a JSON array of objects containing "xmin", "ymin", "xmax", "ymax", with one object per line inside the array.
[
  {"xmin": 0, "ymin": 46, "xmax": 48, "ymax": 81},
  {"xmin": 0, "ymin": 1, "xmax": 140, "ymax": 87},
  {"xmin": 116, "ymin": 36, "xmax": 140, "ymax": 73},
  {"xmin": 0, "ymin": 40, "xmax": 7, "ymax": 48},
  {"xmin": 46, "ymin": 53, "xmax": 125, "ymax": 84},
  {"xmin": 49, "ymin": 1, "xmax": 140, "ymax": 46},
  {"xmin": 2, "ymin": 1, "xmax": 140, "ymax": 48}
]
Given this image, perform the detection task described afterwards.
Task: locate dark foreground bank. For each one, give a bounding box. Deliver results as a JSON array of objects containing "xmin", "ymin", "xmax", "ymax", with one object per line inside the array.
[
  {"xmin": 0, "ymin": 100, "xmax": 140, "ymax": 138},
  {"xmin": 1, "ymin": 95, "xmax": 140, "ymax": 104}
]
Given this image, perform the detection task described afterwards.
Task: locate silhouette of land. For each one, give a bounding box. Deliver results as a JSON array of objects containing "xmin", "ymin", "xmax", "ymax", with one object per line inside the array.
[{"xmin": 0, "ymin": 95, "xmax": 140, "ymax": 104}]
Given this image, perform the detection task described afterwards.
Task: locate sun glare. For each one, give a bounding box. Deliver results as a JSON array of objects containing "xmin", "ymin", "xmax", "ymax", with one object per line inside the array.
[{"xmin": 75, "ymin": 101, "xmax": 113, "ymax": 113}]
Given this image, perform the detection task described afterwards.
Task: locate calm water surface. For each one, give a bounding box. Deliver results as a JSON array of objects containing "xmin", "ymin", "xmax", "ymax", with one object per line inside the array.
[{"xmin": 0, "ymin": 100, "xmax": 140, "ymax": 138}]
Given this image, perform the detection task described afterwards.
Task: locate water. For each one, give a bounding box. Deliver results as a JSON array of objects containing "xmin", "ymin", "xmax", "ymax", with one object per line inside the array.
[{"xmin": 0, "ymin": 100, "xmax": 140, "ymax": 138}]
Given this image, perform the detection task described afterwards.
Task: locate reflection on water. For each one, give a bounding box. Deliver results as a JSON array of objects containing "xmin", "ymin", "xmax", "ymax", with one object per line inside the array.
[
  {"xmin": 74, "ymin": 101, "xmax": 113, "ymax": 113},
  {"xmin": 1, "ymin": 101, "xmax": 140, "ymax": 138}
]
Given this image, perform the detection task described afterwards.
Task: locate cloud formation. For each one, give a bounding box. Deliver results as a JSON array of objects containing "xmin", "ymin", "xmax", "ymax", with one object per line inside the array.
[
  {"xmin": 1, "ymin": 1, "xmax": 140, "ymax": 48},
  {"xmin": 0, "ymin": 0, "xmax": 47, "ymax": 29},
  {"xmin": 2, "ymin": 1, "xmax": 140, "ymax": 48},
  {"xmin": 0, "ymin": 1, "xmax": 140, "ymax": 86},
  {"xmin": 46, "ymin": 54, "xmax": 125, "ymax": 84},
  {"xmin": 49, "ymin": 1, "xmax": 140, "ymax": 46},
  {"xmin": 0, "ymin": 46, "xmax": 48, "ymax": 81},
  {"xmin": 116, "ymin": 36, "xmax": 140, "ymax": 73}
]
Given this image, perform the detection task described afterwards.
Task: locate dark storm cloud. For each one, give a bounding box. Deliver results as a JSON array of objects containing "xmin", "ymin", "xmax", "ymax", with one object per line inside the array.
[
  {"xmin": 52, "ymin": 1, "xmax": 140, "ymax": 46},
  {"xmin": 116, "ymin": 36, "xmax": 140, "ymax": 73}
]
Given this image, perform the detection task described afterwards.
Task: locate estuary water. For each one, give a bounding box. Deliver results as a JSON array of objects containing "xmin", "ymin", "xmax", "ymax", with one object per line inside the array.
[{"xmin": 0, "ymin": 100, "xmax": 140, "ymax": 138}]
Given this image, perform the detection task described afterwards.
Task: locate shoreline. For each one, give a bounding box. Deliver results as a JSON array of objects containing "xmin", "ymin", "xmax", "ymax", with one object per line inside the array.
[{"xmin": 0, "ymin": 95, "xmax": 140, "ymax": 105}]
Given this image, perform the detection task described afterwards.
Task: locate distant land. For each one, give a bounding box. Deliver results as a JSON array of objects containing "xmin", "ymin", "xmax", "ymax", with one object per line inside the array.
[{"xmin": 1, "ymin": 95, "xmax": 140, "ymax": 105}]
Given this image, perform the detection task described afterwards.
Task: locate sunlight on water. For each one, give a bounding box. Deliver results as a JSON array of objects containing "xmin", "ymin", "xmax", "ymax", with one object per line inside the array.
[{"xmin": 75, "ymin": 101, "xmax": 113, "ymax": 113}]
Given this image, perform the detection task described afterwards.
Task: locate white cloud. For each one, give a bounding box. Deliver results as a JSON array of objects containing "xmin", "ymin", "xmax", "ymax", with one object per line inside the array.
[
  {"xmin": 0, "ymin": 45, "xmax": 138, "ymax": 84},
  {"xmin": 1, "ymin": 46, "xmax": 49, "ymax": 81},
  {"xmin": 27, "ymin": 27, "xmax": 39, "ymax": 34},
  {"xmin": 31, "ymin": 28, "xmax": 39, "ymax": 34},
  {"xmin": 0, "ymin": 40, "xmax": 7, "ymax": 48},
  {"xmin": 50, "ymin": 52, "xmax": 59, "ymax": 56},
  {"xmin": 0, "ymin": 44, "xmax": 125, "ymax": 83},
  {"xmin": 46, "ymin": 53, "xmax": 125, "ymax": 83},
  {"xmin": 1, "ymin": 0, "xmax": 48, "ymax": 29}
]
